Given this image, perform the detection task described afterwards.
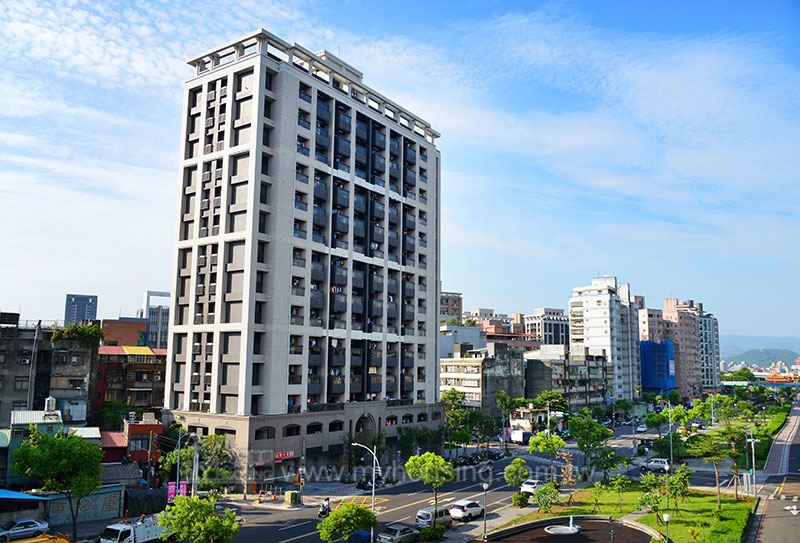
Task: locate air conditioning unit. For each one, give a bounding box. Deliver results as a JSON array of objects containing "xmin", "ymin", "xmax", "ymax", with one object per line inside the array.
[
  {"xmin": 19, "ymin": 357, "xmax": 30, "ymax": 365},
  {"xmin": 208, "ymin": 90, "xmax": 216, "ymax": 101},
  {"xmin": 202, "ymin": 172, "xmax": 211, "ymax": 182},
  {"xmin": 205, "ymin": 117, "xmax": 215, "ymax": 128},
  {"xmin": 154, "ymin": 373, "xmax": 162, "ymax": 381},
  {"xmin": 219, "ymin": 87, "xmax": 227, "ymax": 97},
  {"xmin": 218, "ymin": 113, "xmax": 226, "ymax": 124}
]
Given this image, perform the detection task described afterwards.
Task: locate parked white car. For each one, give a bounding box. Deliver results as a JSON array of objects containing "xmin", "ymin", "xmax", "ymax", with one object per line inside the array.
[
  {"xmin": 376, "ymin": 524, "xmax": 420, "ymax": 543},
  {"xmin": 641, "ymin": 458, "xmax": 671, "ymax": 473},
  {"xmin": 520, "ymin": 479, "xmax": 544, "ymax": 495},
  {"xmin": 636, "ymin": 425, "xmax": 648, "ymax": 433},
  {"xmin": 449, "ymin": 499, "xmax": 485, "ymax": 522}
]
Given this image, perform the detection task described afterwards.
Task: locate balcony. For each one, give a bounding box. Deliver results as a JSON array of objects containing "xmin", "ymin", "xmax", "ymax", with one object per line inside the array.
[
  {"xmin": 307, "ymin": 376, "xmax": 321, "ymax": 395},
  {"xmin": 295, "ymin": 200, "xmax": 308, "ymax": 212},
  {"xmin": 389, "ymin": 162, "xmax": 400, "ymax": 180},
  {"xmin": 401, "ymin": 375, "xmax": 414, "ymax": 392},
  {"xmin": 387, "ymin": 302, "xmax": 398, "ymax": 319},
  {"xmin": 328, "ymin": 375, "xmax": 345, "ymax": 394},
  {"xmin": 288, "ymin": 375, "xmax": 303, "ymax": 385},
  {"xmin": 309, "ymin": 347, "xmax": 323, "ymax": 366},
  {"xmin": 369, "ymin": 349, "xmax": 383, "ymax": 367},
  {"xmin": 387, "ymin": 230, "xmax": 398, "ymax": 248},
  {"xmin": 403, "ymin": 212, "xmax": 416, "ymax": 230},
  {"xmin": 355, "ymin": 145, "xmax": 368, "ymax": 166},
  {"xmin": 310, "ymin": 290, "xmax": 324, "ymax": 309},
  {"xmin": 293, "ymin": 257, "xmax": 306, "ymax": 268},
  {"xmin": 373, "ymin": 155, "xmax": 386, "ymax": 173},
  {"xmin": 331, "ymin": 293, "xmax": 348, "ymax": 313},
  {"xmin": 350, "ymin": 375, "xmax": 364, "ymax": 392},
  {"xmin": 404, "ymin": 168, "xmax": 416, "ymax": 187},
  {"xmin": 289, "ymin": 345, "xmax": 303, "ymax": 355},
  {"xmin": 368, "ymin": 376, "xmax": 382, "ymax": 393},
  {"xmin": 334, "ymin": 136, "xmax": 351, "ymax": 158},
  {"xmin": 401, "ymin": 352, "xmax": 414, "ymax": 368},
  {"xmin": 387, "ymin": 278, "xmax": 399, "ymax": 295},
  {"xmin": 352, "ymin": 270, "xmax": 365, "ymax": 289},
  {"xmin": 293, "ymin": 227, "xmax": 307, "ymax": 239},
  {"xmin": 317, "ymin": 102, "xmax": 330, "ymax": 122},
  {"xmin": 370, "ymin": 223, "xmax": 384, "ymax": 242},
  {"xmin": 373, "ymin": 130, "xmax": 386, "ymax": 150},
  {"xmin": 299, "ymin": 89, "xmax": 312, "ymax": 103},
  {"xmin": 370, "ymin": 274, "xmax": 384, "ymax": 292},
  {"xmin": 403, "ymin": 235, "xmax": 415, "ymax": 253},
  {"xmin": 297, "ymin": 144, "xmax": 310, "ymax": 157},
  {"xmin": 353, "ymin": 219, "xmax": 366, "ymax": 239},
  {"xmin": 314, "ymin": 179, "xmax": 328, "ymax": 200},
  {"xmin": 386, "ymin": 350, "xmax": 399, "ymax": 366},
  {"xmin": 402, "ymin": 327, "xmax": 415, "ymax": 336},
  {"xmin": 309, "ymin": 316, "xmax": 323, "ymax": 327},
  {"xmin": 315, "ymin": 151, "xmax": 329, "ymax": 164},
  {"xmin": 311, "ymin": 261, "xmax": 326, "ymax": 281},
  {"xmin": 371, "ymin": 201, "xmax": 385, "ymax": 220},
  {"xmin": 333, "ymin": 214, "xmax": 349, "ymax": 234},
  {"xmin": 313, "ymin": 206, "xmax": 327, "ymax": 227},
  {"xmin": 369, "ymin": 299, "xmax": 383, "ymax": 317},
  {"xmin": 316, "ymin": 127, "xmax": 330, "ymax": 148},
  {"xmin": 351, "ymin": 349, "xmax": 364, "ymax": 367},
  {"xmin": 337, "ymin": 111, "xmax": 351, "ymax": 133},
  {"xmin": 352, "ymin": 295, "xmax": 364, "ymax": 314},
  {"xmin": 291, "ymin": 286, "xmax": 305, "ymax": 296},
  {"xmin": 307, "ymin": 402, "xmax": 344, "ymax": 413},
  {"xmin": 298, "ymin": 118, "xmax": 311, "ymax": 130},
  {"xmin": 404, "ymin": 147, "xmax": 416, "ymax": 165},
  {"xmin": 353, "ymin": 193, "xmax": 367, "ymax": 214},
  {"xmin": 333, "ymin": 266, "xmax": 348, "ymax": 286},
  {"xmin": 389, "ymin": 139, "xmax": 400, "ymax": 157},
  {"xmin": 356, "ymin": 120, "xmax": 368, "ymax": 141},
  {"xmin": 296, "ymin": 171, "xmax": 309, "ymax": 184},
  {"xmin": 330, "ymin": 349, "xmax": 346, "ymax": 366},
  {"xmin": 388, "ymin": 207, "xmax": 399, "ymax": 225},
  {"xmin": 291, "ymin": 315, "xmax": 304, "ymax": 325},
  {"xmin": 333, "ymin": 187, "xmax": 350, "ymax": 208}
]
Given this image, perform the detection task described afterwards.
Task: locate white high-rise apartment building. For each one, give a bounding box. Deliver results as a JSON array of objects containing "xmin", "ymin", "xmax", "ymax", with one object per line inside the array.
[
  {"xmin": 569, "ymin": 277, "xmax": 640, "ymax": 402},
  {"xmin": 698, "ymin": 312, "xmax": 720, "ymax": 391},
  {"xmin": 165, "ymin": 30, "xmax": 441, "ymax": 483},
  {"xmin": 523, "ymin": 308, "xmax": 569, "ymax": 345}
]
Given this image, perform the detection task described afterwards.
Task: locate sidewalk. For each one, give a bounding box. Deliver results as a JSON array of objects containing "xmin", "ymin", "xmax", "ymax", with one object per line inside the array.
[{"xmin": 763, "ymin": 401, "xmax": 799, "ymax": 475}]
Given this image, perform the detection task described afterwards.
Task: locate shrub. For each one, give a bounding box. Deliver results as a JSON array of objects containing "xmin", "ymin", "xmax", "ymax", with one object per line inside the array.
[
  {"xmin": 637, "ymin": 446, "xmax": 646, "ymax": 456},
  {"xmin": 420, "ymin": 525, "xmax": 446, "ymax": 541},
  {"xmin": 511, "ymin": 492, "xmax": 529, "ymax": 507},
  {"xmin": 384, "ymin": 476, "xmax": 398, "ymax": 485}
]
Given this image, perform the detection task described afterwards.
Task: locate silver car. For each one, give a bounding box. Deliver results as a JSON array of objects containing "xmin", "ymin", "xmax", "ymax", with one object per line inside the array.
[
  {"xmin": 0, "ymin": 518, "xmax": 50, "ymax": 541},
  {"xmin": 376, "ymin": 524, "xmax": 420, "ymax": 543}
]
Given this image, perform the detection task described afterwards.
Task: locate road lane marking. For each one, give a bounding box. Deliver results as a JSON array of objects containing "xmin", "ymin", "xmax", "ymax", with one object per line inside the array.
[
  {"xmin": 278, "ymin": 521, "xmax": 310, "ymax": 531},
  {"xmin": 406, "ymin": 489, "xmax": 425, "ymax": 496},
  {"xmin": 779, "ymin": 476, "xmax": 787, "ymax": 495}
]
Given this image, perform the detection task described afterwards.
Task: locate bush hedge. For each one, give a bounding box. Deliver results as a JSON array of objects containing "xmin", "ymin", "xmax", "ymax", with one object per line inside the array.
[
  {"xmin": 420, "ymin": 525, "xmax": 446, "ymax": 541},
  {"xmin": 511, "ymin": 492, "xmax": 530, "ymax": 507}
]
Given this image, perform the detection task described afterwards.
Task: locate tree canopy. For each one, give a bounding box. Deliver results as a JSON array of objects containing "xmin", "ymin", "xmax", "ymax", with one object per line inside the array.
[
  {"xmin": 158, "ymin": 495, "xmax": 239, "ymax": 543},
  {"xmin": 528, "ymin": 431, "xmax": 565, "ymax": 482},
  {"xmin": 317, "ymin": 502, "xmax": 377, "ymax": 543},
  {"xmin": 405, "ymin": 453, "xmax": 455, "ymax": 527},
  {"xmin": 721, "ymin": 368, "xmax": 756, "ymax": 382},
  {"xmin": 12, "ymin": 426, "xmax": 103, "ymax": 543},
  {"xmin": 504, "ymin": 458, "xmax": 530, "ymax": 489}
]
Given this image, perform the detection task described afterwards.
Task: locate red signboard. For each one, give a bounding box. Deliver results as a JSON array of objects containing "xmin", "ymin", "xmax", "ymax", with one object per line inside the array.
[{"xmin": 274, "ymin": 450, "xmax": 294, "ymax": 460}]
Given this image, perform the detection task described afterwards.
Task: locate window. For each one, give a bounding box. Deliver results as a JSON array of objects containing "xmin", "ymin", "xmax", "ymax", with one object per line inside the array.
[
  {"xmin": 255, "ymin": 426, "xmax": 275, "ymax": 440},
  {"xmin": 12, "ymin": 401, "xmax": 27, "ymax": 411},
  {"xmin": 14, "ymin": 376, "xmax": 28, "ymax": 391},
  {"xmin": 129, "ymin": 435, "xmax": 149, "ymax": 452},
  {"xmin": 0, "ymin": 352, "xmax": 6, "ymax": 363}
]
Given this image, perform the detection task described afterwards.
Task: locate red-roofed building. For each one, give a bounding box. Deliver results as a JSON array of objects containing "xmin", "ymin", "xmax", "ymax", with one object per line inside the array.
[{"xmin": 100, "ymin": 431, "xmax": 128, "ymax": 462}]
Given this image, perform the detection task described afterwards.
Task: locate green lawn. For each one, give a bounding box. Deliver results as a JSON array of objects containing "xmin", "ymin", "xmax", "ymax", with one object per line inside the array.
[
  {"xmin": 699, "ymin": 404, "xmax": 791, "ymax": 468},
  {"xmin": 497, "ymin": 483, "xmax": 753, "ymax": 543}
]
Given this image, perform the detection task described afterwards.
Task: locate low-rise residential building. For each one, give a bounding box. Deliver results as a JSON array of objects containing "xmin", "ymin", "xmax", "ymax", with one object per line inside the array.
[
  {"xmin": 99, "ymin": 318, "xmax": 148, "ymax": 347},
  {"xmin": 440, "ymin": 292, "xmax": 463, "ymax": 320},
  {"xmin": 524, "ymin": 345, "xmax": 609, "ymax": 409},
  {"xmin": 94, "ymin": 346, "xmax": 167, "ymax": 415},
  {"xmin": 439, "ymin": 343, "xmax": 524, "ymax": 418},
  {"xmin": 0, "ymin": 313, "xmax": 94, "ymax": 427}
]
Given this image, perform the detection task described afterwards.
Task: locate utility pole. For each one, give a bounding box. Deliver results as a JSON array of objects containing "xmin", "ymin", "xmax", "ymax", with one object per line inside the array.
[
  {"xmin": 146, "ymin": 431, "xmax": 154, "ymax": 489},
  {"xmin": 546, "ymin": 401, "xmax": 551, "ymax": 435},
  {"xmin": 191, "ymin": 446, "xmax": 200, "ymax": 497}
]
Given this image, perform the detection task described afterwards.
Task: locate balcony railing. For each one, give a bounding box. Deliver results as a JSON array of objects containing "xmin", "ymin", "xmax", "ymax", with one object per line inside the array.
[{"xmin": 298, "ymin": 118, "xmax": 311, "ymax": 129}]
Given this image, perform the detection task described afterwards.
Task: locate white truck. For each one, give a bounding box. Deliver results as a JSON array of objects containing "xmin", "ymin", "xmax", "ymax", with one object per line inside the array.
[
  {"xmin": 510, "ymin": 429, "xmax": 531, "ymax": 444},
  {"xmin": 99, "ymin": 515, "xmax": 169, "ymax": 543}
]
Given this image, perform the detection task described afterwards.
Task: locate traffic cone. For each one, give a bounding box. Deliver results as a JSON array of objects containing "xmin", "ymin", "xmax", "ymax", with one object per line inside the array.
[{"xmin": 243, "ymin": 489, "xmax": 247, "ymax": 501}]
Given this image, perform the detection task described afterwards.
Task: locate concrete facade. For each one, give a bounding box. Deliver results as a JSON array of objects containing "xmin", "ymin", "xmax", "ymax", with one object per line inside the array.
[
  {"xmin": 439, "ymin": 343, "xmax": 524, "ymax": 418},
  {"xmin": 523, "ymin": 345, "xmax": 609, "ymax": 409},
  {"xmin": 100, "ymin": 319, "xmax": 147, "ymax": 346},
  {"xmin": 439, "ymin": 291, "xmax": 462, "ymax": 320},
  {"xmin": 165, "ymin": 30, "xmax": 441, "ymax": 484},
  {"xmin": 523, "ymin": 308, "xmax": 569, "ymax": 345},
  {"xmin": 439, "ymin": 324, "xmax": 487, "ymax": 359},
  {"xmin": 64, "ymin": 294, "xmax": 98, "ymax": 325},
  {"xmin": 0, "ymin": 314, "xmax": 94, "ymax": 428},
  {"xmin": 569, "ymin": 277, "xmax": 640, "ymax": 402}
]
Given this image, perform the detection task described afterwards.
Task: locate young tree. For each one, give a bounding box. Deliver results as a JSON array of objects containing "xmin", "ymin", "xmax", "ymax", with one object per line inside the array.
[
  {"xmin": 405, "ymin": 453, "xmax": 456, "ymax": 527},
  {"xmin": 595, "ymin": 447, "xmax": 629, "ymax": 483},
  {"xmin": 556, "ymin": 450, "xmax": 578, "ymax": 505},
  {"xmin": 667, "ymin": 390, "xmax": 681, "ymax": 406},
  {"xmin": 719, "ymin": 425, "xmax": 746, "ymax": 500},
  {"xmin": 199, "ymin": 434, "xmax": 232, "ymax": 467},
  {"xmin": 535, "ymin": 482, "xmax": 561, "ymax": 513},
  {"xmin": 615, "ymin": 399, "xmax": 633, "ymax": 417},
  {"xmin": 637, "ymin": 490, "xmax": 664, "ymax": 525},
  {"xmin": 532, "ymin": 391, "xmax": 569, "ymax": 414},
  {"xmin": 12, "ymin": 427, "xmax": 103, "ymax": 543},
  {"xmin": 504, "ymin": 458, "xmax": 530, "ymax": 490},
  {"xmin": 687, "ymin": 434, "xmax": 728, "ymax": 511},
  {"xmin": 609, "ymin": 474, "xmax": 630, "ymax": 511},
  {"xmin": 198, "ymin": 466, "xmax": 234, "ymax": 491},
  {"xmin": 528, "ymin": 432, "xmax": 566, "ymax": 482},
  {"xmin": 159, "ymin": 445, "xmax": 196, "ymax": 481},
  {"xmin": 592, "ymin": 405, "xmax": 607, "ymax": 421},
  {"xmin": 590, "ymin": 482, "xmax": 606, "ymax": 513},
  {"xmin": 159, "ymin": 495, "xmax": 240, "ymax": 543},
  {"xmin": 644, "ymin": 412, "xmax": 667, "ymax": 437},
  {"xmin": 317, "ymin": 502, "xmax": 378, "ymax": 543},
  {"xmin": 568, "ymin": 414, "xmax": 612, "ymax": 475},
  {"xmin": 667, "ymin": 465, "xmax": 694, "ymax": 515},
  {"xmin": 441, "ymin": 388, "xmax": 467, "ymax": 456}
]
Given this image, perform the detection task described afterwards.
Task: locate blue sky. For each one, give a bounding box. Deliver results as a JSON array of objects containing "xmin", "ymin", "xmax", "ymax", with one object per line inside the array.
[{"xmin": 1, "ymin": 1, "xmax": 798, "ymax": 336}]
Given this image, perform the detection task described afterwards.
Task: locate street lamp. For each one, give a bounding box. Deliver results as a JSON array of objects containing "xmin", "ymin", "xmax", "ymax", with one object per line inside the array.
[
  {"xmin": 665, "ymin": 401, "xmax": 673, "ymax": 510},
  {"xmin": 663, "ymin": 513, "xmax": 670, "ymax": 542},
  {"xmin": 610, "ymin": 529, "xmax": 615, "ymax": 543},
  {"xmin": 482, "ymin": 482, "xmax": 489, "ymax": 541},
  {"xmin": 175, "ymin": 431, "xmax": 196, "ymax": 499},
  {"xmin": 352, "ymin": 442, "xmax": 379, "ymax": 543}
]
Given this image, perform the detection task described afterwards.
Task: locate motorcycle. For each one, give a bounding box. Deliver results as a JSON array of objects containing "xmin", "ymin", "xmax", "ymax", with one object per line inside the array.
[
  {"xmin": 318, "ymin": 505, "xmax": 330, "ymax": 518},
  {"xmin": 356, "ymin": 479, "xmax": 373, "ymax": 491}
]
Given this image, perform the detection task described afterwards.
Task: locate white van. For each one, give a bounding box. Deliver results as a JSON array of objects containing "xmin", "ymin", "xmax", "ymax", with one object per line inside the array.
[{"xmin": 415, "ymin": 506, "xmax": 452, "ymax": 529}]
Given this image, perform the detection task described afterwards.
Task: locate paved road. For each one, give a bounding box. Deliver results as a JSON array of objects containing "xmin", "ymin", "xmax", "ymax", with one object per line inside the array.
[
  {"xmin": 757, "ymin": 401, "xmax": 800, "ymax": 543},
  {"xmin": 232, "ymin": 454, "xmax": 545, "ymax": 543}
]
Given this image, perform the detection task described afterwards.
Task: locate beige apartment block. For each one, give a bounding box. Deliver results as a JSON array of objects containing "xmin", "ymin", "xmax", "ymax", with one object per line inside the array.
[
  {"xmin": 439, "ymin": 291, "xmax": 463, "ymax": 320},
  {"xmin": 569, "ymin": 277, "xmax": 640, "ymax": 402},
  {"xmin": 165, "ymin": 30, "xmax": 442, "ymax": 484},
  {"xmin": 524, "ymin": 345, "xmax": 609, "ymax": 409}
]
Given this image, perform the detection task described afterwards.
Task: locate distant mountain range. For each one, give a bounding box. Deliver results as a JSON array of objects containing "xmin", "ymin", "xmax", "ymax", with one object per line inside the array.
[
  {"xmin": 721, "ymin": 335, "xmax": 800, "ymax": 358},
  {"xmin": 723, "ymin": 348, "xmax": 799, "ymax": 367}
]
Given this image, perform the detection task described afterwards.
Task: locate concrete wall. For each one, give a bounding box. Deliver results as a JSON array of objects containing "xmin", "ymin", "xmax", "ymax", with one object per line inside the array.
[{"xmin": 48, "ymin": 485, "xmax": 124, "ymax": 527}]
